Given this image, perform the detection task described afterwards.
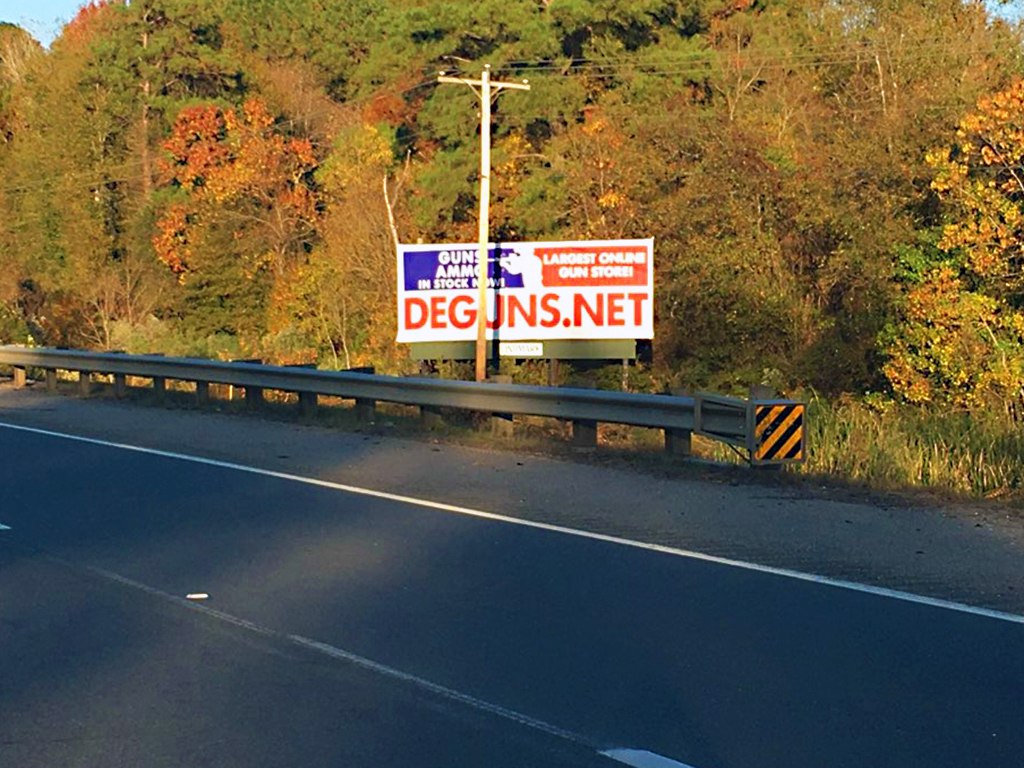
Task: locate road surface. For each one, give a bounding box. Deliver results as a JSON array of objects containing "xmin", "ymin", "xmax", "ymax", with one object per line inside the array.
[{"xmin": 0, "ymin": 413, "xmax": 1022, "ymax": 767}]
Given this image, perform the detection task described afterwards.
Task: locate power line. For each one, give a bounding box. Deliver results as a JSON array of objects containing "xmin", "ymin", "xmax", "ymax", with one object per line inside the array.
[
  {"xmin": 490, "ymin": 31, "xmax": 1022, "ymax": 71},
  {"xmin": 0, "ymin": 34, "xmax": 1015, "ymax": 198}
]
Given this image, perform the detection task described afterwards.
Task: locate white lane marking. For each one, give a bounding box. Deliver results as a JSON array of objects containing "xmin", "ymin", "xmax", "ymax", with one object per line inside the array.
[
  {"xmin": 287, "ymin": 634, "xmax": 584, "ymax": 743},
  {"xmin": 602, "ymin": 749, "xmax": 698, "ymax": 768},
  {"xmin": 2, "ymin": 420, "xmax": 1023, "ymax": 626},
  {"xmin": 186, "ymin": 593, "xmax": 209, "ymax": 600},
  {"xmin": 69, "ymin": 559, "xmax": 588, "ymax": 748},
  {"xmin": 0, "ymin": 523, "xmax": 10, "ymax": 531}
]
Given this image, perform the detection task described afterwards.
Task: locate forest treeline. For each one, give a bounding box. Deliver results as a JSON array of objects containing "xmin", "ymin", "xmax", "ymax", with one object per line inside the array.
[{"xmin": 3, "ymin": 0, "xmax": 1024, "ymax": 412}]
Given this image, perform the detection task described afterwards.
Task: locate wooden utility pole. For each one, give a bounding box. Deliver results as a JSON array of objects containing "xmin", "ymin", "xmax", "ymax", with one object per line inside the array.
[{"xmin": 437, "ymin": 66, "xmax": 530, "ymax": 381}]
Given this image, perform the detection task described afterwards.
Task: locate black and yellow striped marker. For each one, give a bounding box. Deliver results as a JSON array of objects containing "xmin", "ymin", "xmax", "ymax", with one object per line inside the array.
[{"xmin": 754, "ymin": 403, "xmax": 805, "ymax": 463}]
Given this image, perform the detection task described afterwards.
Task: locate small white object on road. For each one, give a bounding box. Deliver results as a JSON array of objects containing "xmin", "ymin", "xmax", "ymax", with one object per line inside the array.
[
  {"xmin": 601, "ymin": 749, "xmax": 698, "ymax": 768},
  {"xmin": 0, "ymin": 523, "xmax": 11, "ymax": 530},
  {"xmin": 186, "ymin": 593, "xmax": 209, "ymax": 600}
]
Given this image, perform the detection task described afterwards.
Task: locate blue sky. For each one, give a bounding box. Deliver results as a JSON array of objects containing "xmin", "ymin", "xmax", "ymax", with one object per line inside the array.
[
  {"xmin": 1, "ymin": 0, "xmax": 87, "ymax": 46},
  {"xmin": 2, "ymin": 0, "xmax": 1022, "ymax": 48}
]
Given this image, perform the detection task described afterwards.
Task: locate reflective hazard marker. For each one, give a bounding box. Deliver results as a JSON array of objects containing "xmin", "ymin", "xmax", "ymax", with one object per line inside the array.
[{"xmin": 754, "ymin": 403, "xmax": 806, "ymax": 463}]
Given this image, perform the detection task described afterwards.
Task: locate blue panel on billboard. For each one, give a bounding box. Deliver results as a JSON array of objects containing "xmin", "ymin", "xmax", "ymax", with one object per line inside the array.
[{"xmin": 402, "ymin": 246, "xmax": 525, "ymax": 291}]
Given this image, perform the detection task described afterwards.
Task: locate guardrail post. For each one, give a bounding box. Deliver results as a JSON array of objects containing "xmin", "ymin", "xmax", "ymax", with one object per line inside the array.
[
  {"xmin": 355, "ymin": 397, "xmax": 376, "ymax": 423},
  {"xmin": 665, "ymin": 428, "xmax": 692, "ymax": 456},
  {"xmin": 229, "ymin": 359, "xmax": 261, "ymax": 402},
  {"xmin": 420, "ymin": 405, "xmax": 443, "ymax": 429},
  {"xmin": 45, "ymin": 369, "xmax": 57, "ymax": 392},
  {"xmin": 245, "ymin": 385, "xmax": 264, "ymax": 410},
  {"xmin": 78, "ymin": 370, "xmax": 91, "ymax": 396},
  {"xmin": 152, "ymin": 376, "xmax": 166, "ymax": 401},
  {"xmin": 13, "ymin": 366, "xmax": 27, "ymax": 388},
  {"xmin": 568, "ymin": 378, "xmax": 598, "ymax": 449},
  {"xmin": 664, "ymin": 388, "xmax": 693, "ymax": 457},
  {"xmin": 487, "ymin": 375, "xmax": 514, "ymax": 437},
  {"xmin": 283, "ymin": 364, "xmax": 318, "ymax": 418},
  {"xmin": 195, "ymin": 380, "xmax": 209, "ymax": 405},
  {"xmin": 114, "ymin": 373, "xmax": 127, "ymax": 398},
  {"xmin": 572, "ymin": 419, "xmax": 597, "ymax": 449},
  {"xmin": 411, "ymin": 372, "xmax": 443, "ymax": 428},
  {"xmin": 299, "ymin": 391, "xmax": 318, "ymax": 418}
]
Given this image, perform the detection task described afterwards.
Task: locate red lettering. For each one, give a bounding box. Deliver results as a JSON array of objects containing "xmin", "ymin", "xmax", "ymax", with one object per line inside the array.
[
  {"xmin": 449, "ymin": 295, "xmax": 475, "ymax": 329},
  {"xmin": 627, "ymin": 293, "xmax": 648, "ymax": 326},
  {"xmin": 429, "ymin": 296, "xmax": 447, "ymax": 328},
  {"xmin": 405, "ymin": 297, "xmax": 429, "ymax": 330},
  {"xmin": 539, "ymin": 294, "xmax": 560, "ymax": 328},
  {"xmin": 508, "ymin": 294, "xmax": 536, "ymax": 327},
  {"xmin": 486, "ymin": 295, "xmax": 503, "ymax": 330},
  {"xmin": 573, "ymin": 294, "xmax": 603, "ymax": 326},
  {"xmin": 607, "ymin": 293, "xmax": 625, "ymax": 326}
]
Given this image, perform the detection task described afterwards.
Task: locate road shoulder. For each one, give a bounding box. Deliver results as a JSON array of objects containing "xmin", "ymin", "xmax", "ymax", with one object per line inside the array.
[{"xmin": 2, "ymin": 383, "xmax": 1023, "ymax": 615}]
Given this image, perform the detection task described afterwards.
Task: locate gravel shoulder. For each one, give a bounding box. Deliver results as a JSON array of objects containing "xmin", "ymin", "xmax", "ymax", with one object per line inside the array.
[{"xmin": 2, "ymin": 382, "xmax": 1023, "ymax": 615}]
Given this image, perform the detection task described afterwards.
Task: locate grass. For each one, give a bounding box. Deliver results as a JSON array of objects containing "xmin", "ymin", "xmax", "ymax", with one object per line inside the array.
[
  {"xmin": 698, "ymin": 395, "xmax": 1024, "ymax": 501},
  {"xmin": 800, "ymin": 397, "xmax": 1024, "ymax": 500}
]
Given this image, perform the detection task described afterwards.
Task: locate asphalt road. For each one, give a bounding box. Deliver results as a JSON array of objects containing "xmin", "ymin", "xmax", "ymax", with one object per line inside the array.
[{"xmin": 1, "ymin": 422, "xmax": 1022, "ymax": 768}]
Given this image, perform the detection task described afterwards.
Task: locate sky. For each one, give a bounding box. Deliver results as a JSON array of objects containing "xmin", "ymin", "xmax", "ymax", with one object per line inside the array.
[
  {"xmin": 1, "ymin": 0, "xmax": 87, "ymax": 46},
  {"xmin": 1, "ymin": 0, "xmax": 1022, "ymax": 48}
]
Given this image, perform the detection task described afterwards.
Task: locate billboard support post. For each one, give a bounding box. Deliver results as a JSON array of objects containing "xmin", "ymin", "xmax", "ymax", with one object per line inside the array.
[
  {"xmin": 437, "ymin": 66, "xmax": 530, "ymax": 381},
  {"xmin": 475, "ymin": 66, "xmax": 490, "ymax": 382}
]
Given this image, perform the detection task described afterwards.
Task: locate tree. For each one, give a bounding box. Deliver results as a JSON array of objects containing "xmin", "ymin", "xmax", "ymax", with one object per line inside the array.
[
  {"xmin": 221, "ymin": 0, "xmax": 380, "ymax": 100},
  {"xmin": 270, "ymin": 122, "xmax": 405, "ymax": 369},
  {"xmin": 882, "ymin": 266, "xmax": 1024, "ymax": 407},
  {"xmin": 156, "ymin": 98, "xmax": 318, "ymax": 277},
  {"xmin": 928, "ymin": 79, "xmax": 1024, "ymax": 302},
  {"xmin": 154, "ymin": 98, "xmax": 319, "ymax": 346},
  {"xmin": 882, "ymin": 76, "xmax": 1024, "ymax": 408},
  {"xmin": 0, "ymin": 22, "xmax": 40, "ymax": 143}
]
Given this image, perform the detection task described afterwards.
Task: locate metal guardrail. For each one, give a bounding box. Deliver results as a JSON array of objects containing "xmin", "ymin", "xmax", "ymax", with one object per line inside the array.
[{"xmin": 0, "ymin": 346, "xmax": 805, "ymax": 464}]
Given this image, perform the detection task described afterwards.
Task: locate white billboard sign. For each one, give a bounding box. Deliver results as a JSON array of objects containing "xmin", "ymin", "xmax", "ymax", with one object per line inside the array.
[{"xmin": 396, "ymin": 239, "xmax": 654, "ymax": 343}]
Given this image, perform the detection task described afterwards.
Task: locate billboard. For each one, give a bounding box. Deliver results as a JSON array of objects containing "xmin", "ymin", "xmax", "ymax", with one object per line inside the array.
[{"xmin": 396, "ymin": 239, "xmax": 654, "ymax": 344}]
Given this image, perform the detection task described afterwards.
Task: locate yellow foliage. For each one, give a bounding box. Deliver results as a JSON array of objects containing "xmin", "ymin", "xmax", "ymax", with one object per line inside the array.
[
  {"xmin": 318, "ymin": 123, "xmax": 392, "ymax": 199},
  {"xmin": 883, "ymin": 267, "xmax": 1024, "ymax": 408},
  {"xmin": 929, "ymin": 79, "xmax": 1024, "ymax": 297}
]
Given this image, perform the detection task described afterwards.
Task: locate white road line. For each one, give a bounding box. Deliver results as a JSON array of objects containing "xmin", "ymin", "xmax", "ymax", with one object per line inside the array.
[
  {"xmin": 287, "ymin": 634, "xmax": 585, "ymax": 744},
  {"xmin": 601, "ymin": 749, "xmax": 699, "ymax": 768},
  {"xmin": 3, "ymin": 420, "xmax": 1023, "ymax": 626},
  {"xmin": 69, "ymin": 559, "xmax": 589, "ymax": 749},
  {"xmin": 0, "ymin": 523, "xmax": 10, "ymax": 531}
]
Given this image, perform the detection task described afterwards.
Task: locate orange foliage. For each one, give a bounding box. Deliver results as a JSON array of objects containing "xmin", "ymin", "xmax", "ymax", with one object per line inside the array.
[
  {"xmin": 59, "ymin": 0, "xmax": 121, "ymax": 48},
  {"xmin": 161, "ymin": 105, "xmax": 231, "ymax": 191},
  {"xmin": 155, "ymin": 98, "xmax": 319, "ymax": 275},
  {"xmin": 153, "ymin": 205, "xmax": 194, "ymax": 275},
  {"xmin": 361, "ymin": 78, "xmax": 421, "ymax": 126}
]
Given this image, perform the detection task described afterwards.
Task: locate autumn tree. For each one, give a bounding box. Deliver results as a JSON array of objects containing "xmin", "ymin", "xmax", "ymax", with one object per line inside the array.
[
  {"xmin": 0, "ymin": 0, "xmax": 247, "ymax": 348},
  {"xmin": 928, "ymin": 80, "xmax": 1024, "ymax": 301},
  {"xmin": 883, "ymin": 78, "xmax": 1024, "ymax": 409},
  {"xmin": 157, "ymin": 98, "xmax": 318, "ymax": 273},
  {"xmin": 882, "ymin": 267, "xmax": 1024, "ymax": 407},
  {"xmin": 2, "ymin": 0, "xmax": 1024, "ymax": 390},
  {"xmin": 267, "ymin": 122, "xmax": 406, "ymax": 368},
  {"xmin": 0, "ymin": 22, "xmax": 39, "ymax": 143},
  {"xmin": 154, "ymin": 98, "xmax": 318, "ymax": 343}
]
